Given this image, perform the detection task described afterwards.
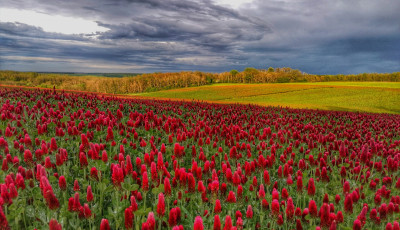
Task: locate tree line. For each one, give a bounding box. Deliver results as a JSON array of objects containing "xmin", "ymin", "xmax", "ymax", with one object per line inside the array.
[{"xmin": 0, "ymin": 68, "xmax": 399, "ymax": 94}]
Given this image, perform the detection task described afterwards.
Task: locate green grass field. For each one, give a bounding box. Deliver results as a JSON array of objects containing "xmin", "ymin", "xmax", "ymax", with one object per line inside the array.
[{"xmin": 134, "ymin": 82, "xmax": 400, "ymax": 114}]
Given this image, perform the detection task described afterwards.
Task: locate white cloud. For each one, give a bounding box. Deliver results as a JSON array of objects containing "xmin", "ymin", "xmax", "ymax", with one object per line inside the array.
[
  {"xmin": 175, "ymin": 56, "xmax": 227, "ymax": 66},
  {"xmin": 2, "ymin": 56, "xmax": 147, "ymax": 70},
  {"xmin": 212, "ymin": 0, "xmax": 254, "ymax": 9},
  {"xmin": 0, "ymin": 8, "xmax": 108, "ymax": 34}
]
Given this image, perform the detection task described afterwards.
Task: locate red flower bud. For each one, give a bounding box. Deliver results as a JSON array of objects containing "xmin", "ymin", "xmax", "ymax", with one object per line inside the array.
[
  {"xmin": 246, "ymin": 205, "xmax": 253, "ymax": 219},
  {"xmin": 308, "ymin": 200, "xmax": 318, "ymax": 217},
  {"xmin": 73, "ymin": 192, "xmax": 81, "ymax": 212},
  {"xmin": 344, "ymin": 194, "xmax": 353, "ymax": 214},
  {"xmin": 49, "ymin": 219, "xmax": 62, "ymax": 230},
  {"xmin": 100, "ymin": 219, "xmax": 110, "ymax": 230},
  {"xmin": 24, "ymin": 149, "xmax": 33, "ymax": 165},
  {"xmin": 87, "ymin": 186, "xmax": 93, "ymax": 202},
  {"xmin": 194, "ymin": 216, "xmax": 204, "ymax": 230},
  {"xmin": 223, "ymin": 215, "xmax": 232, "ymax": 230},
  {"xmin": 215, "ymin": 199, "xmax": 222, "ymax": 214},
  {"xmin": 142, "ymin": 172, "xmax": 149, "ymax": 191},
  {"xmin": 271, "ymin": 199, "xmax": 280, "ymax": 216},
  {"xmin": 164, "ymin": 177, "xmax": 171, "ymax": 196},
  {"xmin": 258, "ymin": 184, "xmax": 265, "ymax": 199},
  {"xmin": 58, "ymin": 176, "xmax": 66, "ymax": 191},
  {"xmin": 320, "ymin": 203, "xmax": 330, "ymax": 228},
  {"xmin": 73, "ymin": 180, "xmax": 80, "ymax": 191},
  {"xmin": 156, "ymin": 193, "xmax": 165, "ymax": 217},
  {"xmin": 213, "ymin": 215, "xmax": 221, "ymax": 230},
  {"xmin": 90, "ymin": 167, "xmax": 99, "ymax": 181},
  {"xmin": 353, "ymin": 219, "xmax": 361, "ymax": 230},
  {"xmin": 286, "ymin": 197, "xmax": 295, "ymax": 220},
  {"xmin": 125, "ymin": 206, "xmax": 134, "ymax": 229},
  {"xmin": 227, "ymin": 191, "xmax": 236, "ymax": 203},
  {"xmin": 307, "ymin": 178, "xmax": 315, "ymax": 196},
  {"xmin": 83, "ymin": 203, "xmax": 91, "ymax": 219}
]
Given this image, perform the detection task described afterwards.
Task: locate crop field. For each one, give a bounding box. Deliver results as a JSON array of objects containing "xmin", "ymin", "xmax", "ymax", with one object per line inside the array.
[
  {"xmin": 136, "ymin": 82, "xmax": 400, "ymax": 114},
  {"xmin": 0, "ymin": 86, "xmax": 400, "ymax": 229}
]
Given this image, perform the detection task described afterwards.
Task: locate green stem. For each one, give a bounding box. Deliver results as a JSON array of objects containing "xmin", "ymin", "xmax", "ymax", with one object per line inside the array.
[
  {"xmin": 46, "ymin": 204, "xmax": 51, "ymax": 222},
  {"xmin": 135, "ymin": 216, "xmax": 140, "ymax": 230},
  {"xmin": 23, "ymin": 207, "xmax": 27, "ymax": 230},
  {"xmin": 166, "ymin": 197, "xmax": 170, "ymax": 218},
  {"xmin": 100, "ymin": 189, "xmax": 104, "ymax": 217},
  {"xmin": 84, "ymin": 168, "xmax": 87, "ymax": 181},
  {"xmin": 75, "ymin": 212, "xmax": 78, "ymax": 228},
  {"xmin": 115, "ymin": 191, "xmax": 120, "ymax": 229},
  {"xmin": 158, "ymin": 219, "xmax": 162, "ymax": 230},
  {"xmin": 15, "ymin": 214, "xmax": 19, "ymax": 230},
  {"xmin": 143, "ymin": 191, "xmax": 147, "ymax": 210}
]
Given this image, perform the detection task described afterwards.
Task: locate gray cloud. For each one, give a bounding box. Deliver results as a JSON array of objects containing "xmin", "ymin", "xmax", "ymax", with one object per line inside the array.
[{"xmin": 0, "ymin": 0, "xmax": 399, "ymax": 73}]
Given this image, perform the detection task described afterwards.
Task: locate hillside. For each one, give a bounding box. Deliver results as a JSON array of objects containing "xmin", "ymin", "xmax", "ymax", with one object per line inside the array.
[
  {"xmin": 136, "ymin": 82, "xmax": 400, "ymax": 114},
  {"xmin": 1, "ymin": 68, "xmax": 399, "ymax": 94}
]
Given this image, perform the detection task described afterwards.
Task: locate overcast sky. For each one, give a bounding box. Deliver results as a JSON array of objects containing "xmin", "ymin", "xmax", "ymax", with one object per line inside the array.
[{"xmin": 0, "ymin": 0, "xmax": 399, "ymax": 74}]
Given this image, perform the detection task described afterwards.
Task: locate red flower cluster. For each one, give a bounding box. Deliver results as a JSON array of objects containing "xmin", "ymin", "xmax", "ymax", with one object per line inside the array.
[{"xmin": 0, "ymin": 87, "xmax": 399, "ymax": 229}]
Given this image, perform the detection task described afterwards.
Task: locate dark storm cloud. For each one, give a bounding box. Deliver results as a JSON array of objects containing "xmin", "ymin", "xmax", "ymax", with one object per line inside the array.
[
  {"xmin": 0, "ymin": 22, "xmax": 90, "ymax": 41},
  {"xmin": 0, "ymin": 0, "xmax": 399, "ymax": 73},
  {"xmin": 237, "ymin": 0, "xmax": 400, "ymax": 74},
  {"xmin": 0, "ymin": 0, "xmax": 269, "ymax": 72}
]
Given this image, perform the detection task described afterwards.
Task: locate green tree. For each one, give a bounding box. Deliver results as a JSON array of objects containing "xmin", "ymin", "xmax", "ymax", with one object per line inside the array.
[
  {"xmin": 230, "ymin": 69, "xmax": 239, "ymax": 76},
  {"xmin": 229, "ymin": 70, "xmax": 239, "ymax": 83},
  {"xmin": 244, "ymin": 67, "xmax": 258, "ymax": 83}
]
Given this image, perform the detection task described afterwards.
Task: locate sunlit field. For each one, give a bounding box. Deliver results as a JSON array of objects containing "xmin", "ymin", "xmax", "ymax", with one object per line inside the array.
[{"xmin": 136, "ymin": 82, "xmax": 400, "ymax": 114}]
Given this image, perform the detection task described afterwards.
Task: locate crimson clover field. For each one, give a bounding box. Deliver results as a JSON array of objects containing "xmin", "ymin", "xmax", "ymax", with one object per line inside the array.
[{"xmin": 0, "ymin": 87, "xmax": 400, "ymax": 230}]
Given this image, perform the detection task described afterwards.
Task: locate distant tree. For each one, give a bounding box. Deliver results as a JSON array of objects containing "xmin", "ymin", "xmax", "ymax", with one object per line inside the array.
[
  {"xmin": 268, "ymin": 67, "xmax": 274, "ymax": 73},
  {"xmin": 206, "ymin": 74, "xmax": 214, "ymax": 84},
  {"xmin": 229, "ymin": 70, "xmax": 239, "ymax": 83},
  {"xmin": 244, "ymin": 67, "xmax": 258, "ymax": 83},
  {"xmin": 230, "ymin": 69, "xmax": 239, "ymax": 76}
]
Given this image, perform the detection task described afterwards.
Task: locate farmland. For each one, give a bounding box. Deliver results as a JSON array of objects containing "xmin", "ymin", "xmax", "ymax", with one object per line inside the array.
[
  {"xmin": 136, "ymin": 82, "xmax": 400, "ymax": 114},
  {"xmin": 0, "ymin": 86, "xmax": 399, "ymax": 229},
  {"xmin": 1, "ymin": 69, "xmax": 399, "ymax": 95}
]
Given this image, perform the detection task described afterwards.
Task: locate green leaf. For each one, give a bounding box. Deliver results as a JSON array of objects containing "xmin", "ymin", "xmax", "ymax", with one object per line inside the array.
[
  {"xmin": 8, "ymin": 203, "xmax": 17, "ymax": 211},
  {"xmin": 122, "ymin": 183, "xmax": 139, "ymax": 191},
  {"xmin": 25, "ymin": 206, "xmax": 35, "ymax": 218},
  {"xmin": 105, "ymin": 185, "xmax": 114, "ymax": 193},
  {"xmin": 129, "ymin": 184, "xmax": 139, "ymax": 191},
  {"xmin": 98, "ymin": 182, "xmax": 106, "ymax": 191},
  {"xmin": 121, "ymin": 182, "xmax": 129, "ymax": 191},
  {"xmin": 32, "ymin": 187, "xmax": 42, "ymax": 198},
  {"xmin": 49, "ymin": 175, "xmax": 57, "ymax": 183},
  {"xmin": 108, "ymin": 207, "xmax": 117, "ymax": 215},
  {"xmin": 47, "ymin": 122, "xmax": 56, "ymax": 132},
  {"xmin": 180, "ymin": 205, "xmax": 193, "ymax": 221},
  {"xmin": 60, "ymin": 116, "xmax": 70, "ymax": 123},
  {"xmin": 96, "ymin": 161, "xmax": 108, "ymax": 171},
  {"xmin": 103, "ymin": 179, "xmax": 110, "ymax": 185},
  {"xmin": 71, "ymin": 165, "xmax": 79, "ymax": 172},
  {"xmin": 134, "ymin": 207, "xmax": 152, "ymax": 216},
  {"xmin": 16, "ymin": 207, "xmax": 24, "ymax": 216},
  {"xmin": 151, "ymin": 185, "xmax": 165, "ymax": 194},
  {"xmin": 36, "ymin": 208, "xmax": 47, "ymax": 224}
]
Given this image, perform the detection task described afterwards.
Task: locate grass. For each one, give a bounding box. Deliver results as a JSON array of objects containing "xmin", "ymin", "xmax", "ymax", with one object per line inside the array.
[{"xmin": 133, "ymin": 82, "xmax": 400, "ymax": 114}]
